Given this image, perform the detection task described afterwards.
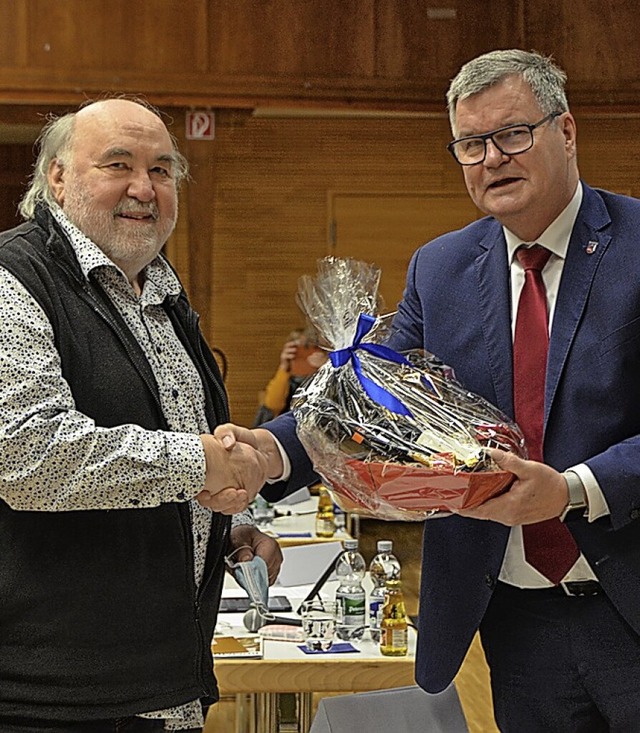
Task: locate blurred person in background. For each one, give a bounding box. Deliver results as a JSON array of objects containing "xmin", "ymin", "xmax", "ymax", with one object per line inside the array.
[{"xmin": 252, "ymin": 327, "xmax": 327, "ymax": 426}]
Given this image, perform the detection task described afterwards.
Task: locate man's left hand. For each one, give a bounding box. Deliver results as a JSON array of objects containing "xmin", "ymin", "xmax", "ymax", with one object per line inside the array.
[
  {"xmin": 458, "ymin": 449, "xmax": 569, "ymax": 526},
  {"xmin": 228, "ymin": 524, "xmax": 283, "ymax": 585}
]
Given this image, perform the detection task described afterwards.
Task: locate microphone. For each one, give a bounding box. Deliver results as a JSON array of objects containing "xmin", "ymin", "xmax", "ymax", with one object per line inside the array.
[
  {"xmin": 243, "ymin": 604, "xmax": 303, "ymax": 633},
  {"xmin": 242, "ymin": 550, "xmax": 342, "ymax": 631}
]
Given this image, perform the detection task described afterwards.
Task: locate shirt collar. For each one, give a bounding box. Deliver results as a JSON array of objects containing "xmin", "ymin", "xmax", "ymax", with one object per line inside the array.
[
  {"xmin": 504, "ymin": 181, "xmax": 583, "ymax": 264},
  {"xmin": 49, "ymin": 204, "xmax": 181, "ymax": 300}
]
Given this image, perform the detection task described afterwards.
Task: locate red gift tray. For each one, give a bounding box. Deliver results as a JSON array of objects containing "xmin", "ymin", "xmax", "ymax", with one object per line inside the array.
[{"xmin": 334, "ymin": 458, "xmax": 514, "ymax": 514}]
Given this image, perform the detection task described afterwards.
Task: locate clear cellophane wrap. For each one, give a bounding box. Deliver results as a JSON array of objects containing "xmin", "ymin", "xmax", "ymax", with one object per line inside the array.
[{"xmin": 291, "ymin": 257, "xmax": 526, "ymax": 521}]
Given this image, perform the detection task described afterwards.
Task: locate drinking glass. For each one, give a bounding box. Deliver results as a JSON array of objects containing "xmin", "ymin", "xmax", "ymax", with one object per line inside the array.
[
  {"xmin": 252, "ymin": 501, "xmax": 275, "ymax": 529},
  {"xmin": 300, "ymin": 600, "xmax": 337, "ymax": 652}
]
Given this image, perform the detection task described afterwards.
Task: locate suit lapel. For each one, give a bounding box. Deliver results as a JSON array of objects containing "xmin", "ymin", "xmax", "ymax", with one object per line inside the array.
[
  {"xmin": 545, "ymin": 185, "xmax": 612, "ymax": 425},
  {"xmin": 471, "ymin": 184, "xmax": 612, "ymax": 428},
  {"xmin": 475, "ymin": 223, "xmax": 515, "ymax": 416}
]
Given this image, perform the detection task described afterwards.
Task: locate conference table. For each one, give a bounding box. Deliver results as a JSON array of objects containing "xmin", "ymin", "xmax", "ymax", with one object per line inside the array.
[
  {"xmin": 206, "ymin": 566, "xmax": 417, "ymax": 733},
  {"xmin": 209, "ymin": 586, "xmax": 417, "ymax": 733}
]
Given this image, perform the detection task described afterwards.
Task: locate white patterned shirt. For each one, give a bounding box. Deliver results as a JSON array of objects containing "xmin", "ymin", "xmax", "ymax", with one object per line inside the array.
[{"xmin": 0, "ymin": 206, "xmax": 249, "ymax": 729}]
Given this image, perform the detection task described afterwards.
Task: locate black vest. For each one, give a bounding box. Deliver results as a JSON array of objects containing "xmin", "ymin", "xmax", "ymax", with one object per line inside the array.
[{"xmin": 0, "ymin": 209, "xmax": 231, "ymax": 720}]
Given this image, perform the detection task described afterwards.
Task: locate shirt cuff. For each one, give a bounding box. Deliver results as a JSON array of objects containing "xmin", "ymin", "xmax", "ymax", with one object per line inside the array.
[
  {"xmin": 569, "ymin": 463, "xmax": 611, "ymax": 521},
  {"xmin": 266, "ymin": 434, "xmax": 292, "ymax": 483},
  {"xmin": 163, "ymin": 432, "xmax": 206, "ymax": 501},
  {"xmin": 231, "ymin": 509, "xmax": 255, "ymax": 528}
]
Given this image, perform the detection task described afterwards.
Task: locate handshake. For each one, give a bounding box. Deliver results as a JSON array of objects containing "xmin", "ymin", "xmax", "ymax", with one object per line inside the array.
[{"xmin": 196, "ymin": 424, "xmax": 284, "ymax": 514}]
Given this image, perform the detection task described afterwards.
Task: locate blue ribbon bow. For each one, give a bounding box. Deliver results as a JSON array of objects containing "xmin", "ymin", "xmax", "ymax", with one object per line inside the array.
[{"xmin": 329, "ymin": 313, "xmax": 434, "ymax": 417}]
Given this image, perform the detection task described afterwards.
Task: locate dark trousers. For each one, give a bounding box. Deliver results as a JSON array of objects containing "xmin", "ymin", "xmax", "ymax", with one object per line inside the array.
[
  {"xmin": 480, "ymin": 582, "xmax": 640, "ymax": 733},
  {"xmin": 0, "ymin": 716, "xmax": 202, "ymax": 733}
]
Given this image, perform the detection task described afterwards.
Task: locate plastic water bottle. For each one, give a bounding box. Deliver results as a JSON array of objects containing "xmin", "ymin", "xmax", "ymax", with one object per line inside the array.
[
  {"xmin": 335, "ymin": 538, "xmax": 366, "ymax": 641},
  {"xmin": 368, "ymin": 540, "xmax": 401, "ymax": 643}
]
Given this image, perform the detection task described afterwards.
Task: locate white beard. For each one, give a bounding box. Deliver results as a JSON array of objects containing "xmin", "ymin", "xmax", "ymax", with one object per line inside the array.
[{"xmin": 62, "ymin": 183, "xmax": 177, "ymax": 273}]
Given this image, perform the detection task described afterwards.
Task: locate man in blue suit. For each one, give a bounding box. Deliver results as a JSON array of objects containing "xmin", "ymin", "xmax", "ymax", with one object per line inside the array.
[{"xmin": 223, "ymin": 49, "xmax": 640, "ymax": 731}]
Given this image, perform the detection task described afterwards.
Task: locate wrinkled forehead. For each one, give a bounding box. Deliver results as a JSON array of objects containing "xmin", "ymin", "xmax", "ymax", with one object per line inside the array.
[{"xmin": 451, "ymin": 76, "xmax": 540, "ymax": 136}]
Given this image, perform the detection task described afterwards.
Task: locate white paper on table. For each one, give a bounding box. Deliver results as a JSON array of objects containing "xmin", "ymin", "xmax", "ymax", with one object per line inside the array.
[{"xmin": 274, "ymin": 541, "xmax": 343, "ymax": 587}]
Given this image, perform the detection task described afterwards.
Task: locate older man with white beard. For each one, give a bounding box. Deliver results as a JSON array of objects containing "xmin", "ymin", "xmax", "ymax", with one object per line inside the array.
[{"xmin": 0, "ymin": 99, "xmax": 285, "ymax": 733}]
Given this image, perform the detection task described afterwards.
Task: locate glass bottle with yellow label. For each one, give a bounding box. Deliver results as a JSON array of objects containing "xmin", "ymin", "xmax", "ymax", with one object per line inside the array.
[
  {"xmin": 315, "ymin": 486, "xmax": 336, "ymax": 538},
  {"xmin": 379, "ymin": 578, "xmax": 408, "ymax": 656}
]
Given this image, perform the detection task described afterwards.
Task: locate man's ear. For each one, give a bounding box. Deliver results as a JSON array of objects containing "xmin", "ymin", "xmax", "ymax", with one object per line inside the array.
[
  {"xmin": 47, "ymin": 159, "xmax": 66, "ymax": 206},
  {"xmin": 561, "ymin": 112, "xmax": 578, "ymax": 159}
]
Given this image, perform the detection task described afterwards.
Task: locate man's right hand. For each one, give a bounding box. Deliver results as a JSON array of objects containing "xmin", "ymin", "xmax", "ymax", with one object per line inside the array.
[
  {"xmin": 214, "ymin": 423, "xmax": 285, "ymax": 480},
  {"xmin": 196, "ymin": 434, "xmax": 269, "ymax": 514},
  {"xmin": 279, "ymin": 340, "xmax": 299, "ymax": 372}
]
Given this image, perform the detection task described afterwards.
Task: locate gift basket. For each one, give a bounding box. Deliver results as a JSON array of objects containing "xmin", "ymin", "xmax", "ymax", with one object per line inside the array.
[{"xmin": 291, "ymin": 256, "xmax": 525, "ymax": 521}]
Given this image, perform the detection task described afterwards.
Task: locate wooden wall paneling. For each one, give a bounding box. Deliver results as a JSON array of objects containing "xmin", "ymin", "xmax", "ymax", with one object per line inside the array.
[
  {"xmin": 0, "ymin": 0, "xmax": 526, "ymax": 110},
  {"xmin": 0, "ymin": 144, "xmax": 34, "ymax": 231},
  {"xmin": 524, "ymin": 0, "xmax": 640, "ymax": 106},
  {"xmin": 209, "ymin": 0, "xmax": 375, "ymax": 77},
  {"xmin": 0, "ymin": 1, "xmax": 29, "ymax": 67},
  {"xmin": 26, "ymin": 0, "xmax": 209, "ymax": 73},
  {"xmin": 177, "ymin": 113, "xmax": 219, "ymax": 329},
  {"xmin": 2, "ymin": 0, "xmax": 640, "ymax": 110},
  {"xmin": 330, "ymin": 192, "xmax": 480, "ymax": 311},
  {"xmin": 159, "ymin": 109, "xmax": 190, "ymax": 304},
  {"xmin": 204, "ymin": 110, "xmax": 470, "ymax": 426},
  {"xmin": 0, "ymin": 105, "xmax": 70, "ymax": 129},
  {"xmin": 186, "ymin": 107, "xmax": 640, "ymax": 428},
  {"xmin": 375, "ymin": 0, "xmax": 525, "ymax": 88},
  {"xmin": 3, "ymin": 110, "xmax": 639, "ymax": 431},
  {"xmin": 162, "ymin": 106, "xmax": 230, "ymax": 378},
  {"xmin": 573, "ymin": 112, "xmax": 640, "ymax": 198},
  {"xmin": 0, "ymin": 0, "xmax": 214, "ymax": 106},
  {"xmin": 209, "ymin": 110, "xmax": 331, "ymax": 421}
]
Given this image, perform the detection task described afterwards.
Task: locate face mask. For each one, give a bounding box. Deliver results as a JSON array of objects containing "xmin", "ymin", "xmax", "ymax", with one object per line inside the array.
[
  {"xmin": 225, "ymin": 549, "xmax": 270, "ymax": 614},
  {"xmin": 225, "ymin": 547, "xmax": 303, "ymax": 633}
]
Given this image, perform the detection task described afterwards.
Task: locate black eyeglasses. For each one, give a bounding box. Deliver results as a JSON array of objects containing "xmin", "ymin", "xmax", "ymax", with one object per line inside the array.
[{"xmin": 447, "ymin": 112, "xmax": 562, "ymax": 166}]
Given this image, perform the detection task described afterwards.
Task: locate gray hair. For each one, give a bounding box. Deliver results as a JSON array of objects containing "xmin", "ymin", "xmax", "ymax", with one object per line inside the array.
[
  {"xmin": 19, "ymin": 99, "xmax": 190, "ymax": 221},
  {"xmin": 446, "ymin": 49, "xmax": 569, "ymax": 135}
]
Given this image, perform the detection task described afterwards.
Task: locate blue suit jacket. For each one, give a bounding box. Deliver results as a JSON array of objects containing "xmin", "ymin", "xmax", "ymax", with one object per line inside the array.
[{"xmin": 266, "ymin": 182, "xmax": 640, "ymax": 692}]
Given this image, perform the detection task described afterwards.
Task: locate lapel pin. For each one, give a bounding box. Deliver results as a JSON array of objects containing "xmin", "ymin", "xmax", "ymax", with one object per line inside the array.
[{"xmin": 585, "ymin": 241, "xmax": 598, "ymax": 254}]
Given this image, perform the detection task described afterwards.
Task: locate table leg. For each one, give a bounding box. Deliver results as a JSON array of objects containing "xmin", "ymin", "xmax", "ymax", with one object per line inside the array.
[
  {"xmin": 297, "ymin": 692, "xmax": 313, "ymax": 732},
  {"xmin": 257, "ymin": 692, "xmax": 279, "ymax": 732},
  {"xmin": 234, "ymin": 692, "xmax": 257, "ymax": 733},
  {"xmin": 237, "ymin": 692, "xmax": 313, "ymax": 733}
]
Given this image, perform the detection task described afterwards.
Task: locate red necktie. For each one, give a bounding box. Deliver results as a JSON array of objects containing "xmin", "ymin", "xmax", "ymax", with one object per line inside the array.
[{"xmin": 514, "ymin": 244, "xmax": 579, "ymax": 584}]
